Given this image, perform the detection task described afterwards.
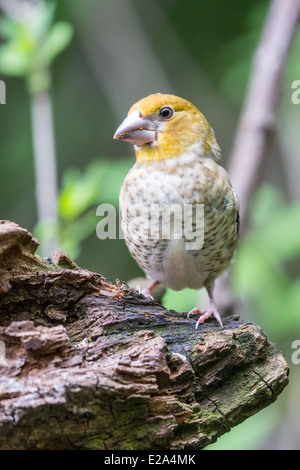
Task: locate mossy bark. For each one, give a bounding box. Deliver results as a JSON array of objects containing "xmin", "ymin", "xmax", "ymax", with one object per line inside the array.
[{"xmin": 0, "ymin": 221, "xmax": 289, "ymax": 450}]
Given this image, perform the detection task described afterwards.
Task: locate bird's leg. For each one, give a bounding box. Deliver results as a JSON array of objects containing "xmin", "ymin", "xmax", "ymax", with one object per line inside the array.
[
  {"xmin": 187, "ymin": 285, "xmax": 223, "ymax": 329},
  {"xmin": 138, "ymin": 280, "xmax": 159, "ymax": 300}
]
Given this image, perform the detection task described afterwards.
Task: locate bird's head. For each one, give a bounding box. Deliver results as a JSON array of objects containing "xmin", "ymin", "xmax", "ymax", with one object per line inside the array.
[{"xmin": 113, "ymin": 93, "xmax": 221, "ymax": 164}]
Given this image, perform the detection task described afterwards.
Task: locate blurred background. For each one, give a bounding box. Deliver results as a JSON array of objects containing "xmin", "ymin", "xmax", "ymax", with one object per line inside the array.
[{"xmin": 0, "ymin": 0, "xmax": 299, "ymax": 450}]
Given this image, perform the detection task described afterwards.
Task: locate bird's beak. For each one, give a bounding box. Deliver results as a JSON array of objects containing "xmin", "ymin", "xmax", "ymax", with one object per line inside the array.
[{"xmin": 113, "ymin": 109, "xmax": 157, "ymax": 145}]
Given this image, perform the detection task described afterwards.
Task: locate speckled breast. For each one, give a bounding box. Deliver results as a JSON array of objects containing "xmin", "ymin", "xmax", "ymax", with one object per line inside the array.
[{"xmin": 119, "ymin": 159, "xmax": 239, "ymax": 290}]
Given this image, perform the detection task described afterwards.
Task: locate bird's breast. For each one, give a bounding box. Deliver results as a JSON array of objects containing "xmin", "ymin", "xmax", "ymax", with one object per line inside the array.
[{"xmin": 119, "ymin": 159, "xmax": 239, "ymax": 290}]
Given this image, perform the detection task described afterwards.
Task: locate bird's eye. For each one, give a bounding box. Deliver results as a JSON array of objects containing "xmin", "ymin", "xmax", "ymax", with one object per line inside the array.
[{"xmin": 159, "ymin": 106, "xmax": 174, "ymax": 119}]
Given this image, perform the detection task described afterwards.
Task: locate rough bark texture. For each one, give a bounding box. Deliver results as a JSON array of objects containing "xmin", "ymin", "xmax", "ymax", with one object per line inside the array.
[{"xmin": 0, "ymin": 221, "xmax": 289, "ymax": 450}]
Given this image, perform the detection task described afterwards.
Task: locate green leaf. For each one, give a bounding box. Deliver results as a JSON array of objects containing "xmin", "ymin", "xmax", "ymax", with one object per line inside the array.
[
  {"xmin": 42, "ymin": 22, "xmax": 74, "ymax": 63},
  {"xmin": 0, "ymin": 43, "xmax": 30, "ymax": 76},
  {"xmin": 0, "ymin": 17, "xmax": 18, "ymax": 40},
  {"xmin": 58, "ymin": 161, "xmax": 108, "ymax": 220},
  {"xmin": 38, "ymin": 0, "xmax": 57, "ymax": 37},
  {"xmin": 99, "ymin": 158, "xmax": 133, "ymax": 205}
]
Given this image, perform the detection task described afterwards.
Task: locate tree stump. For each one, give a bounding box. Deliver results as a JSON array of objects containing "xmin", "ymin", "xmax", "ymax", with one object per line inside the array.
[{"xmin": 0, "ymin": 221, "xmax": 289, "ymax": 450}]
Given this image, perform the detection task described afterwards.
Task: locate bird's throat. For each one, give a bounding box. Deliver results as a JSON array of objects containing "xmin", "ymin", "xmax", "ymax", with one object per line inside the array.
[{"xmin": 135, "ymin": 144, "xmax": 167, "ymax": 163}]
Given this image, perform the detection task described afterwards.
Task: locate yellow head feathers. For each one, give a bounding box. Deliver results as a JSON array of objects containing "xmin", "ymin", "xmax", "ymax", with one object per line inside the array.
[{"xmin": 114, "ymin": 93, "xmax": 221, "ymax": 163}]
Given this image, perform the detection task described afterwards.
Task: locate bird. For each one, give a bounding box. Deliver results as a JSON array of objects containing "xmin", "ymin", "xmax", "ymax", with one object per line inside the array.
[{"xmin": 114, "ymin": 93, "xmax": 239, "ymax": 328}]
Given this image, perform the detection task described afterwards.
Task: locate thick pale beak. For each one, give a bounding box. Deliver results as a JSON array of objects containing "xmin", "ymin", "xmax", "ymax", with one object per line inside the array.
[{"xmin": 113, "ymin": 109, "xmax": 157, "ymax": 145}]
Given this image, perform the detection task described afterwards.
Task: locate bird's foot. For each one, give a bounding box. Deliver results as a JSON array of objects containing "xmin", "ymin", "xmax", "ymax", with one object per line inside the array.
[
  {"xmin": 136, "ymin": 280, "xmax": 159, "ymax": 300},
  {"xmin": 188, "ymin": 306, "xmax": 223, "ymax": 329},
  {"xmin": 140, "ymin": 287, "xmax": 154, "ymax": 300}
]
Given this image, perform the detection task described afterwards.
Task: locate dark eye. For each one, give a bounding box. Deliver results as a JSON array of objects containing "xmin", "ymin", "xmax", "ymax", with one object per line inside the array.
[{"xmin": 159, "ymin": 106, "xmax": 174, "ymax": 119}]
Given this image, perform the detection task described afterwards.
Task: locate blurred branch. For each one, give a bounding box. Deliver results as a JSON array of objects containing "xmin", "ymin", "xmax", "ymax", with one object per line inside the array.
[
  {"xmin": 229, "ymin": 0, "xmax": 300, "ymax": 233},
  {"xmin": 217, "ymin": 0, "xmax": 300, "ymax": 315},
  {"xmin": 30, "ymin": 88, "xmax": 59, "ymax": 252},
  {"xmin": 0, "ymin": 0, "xmax": 73, "ymax": 257},
  {"xmin": 0, "ymin": 0, "xmax": 58, "ymax": 256}
]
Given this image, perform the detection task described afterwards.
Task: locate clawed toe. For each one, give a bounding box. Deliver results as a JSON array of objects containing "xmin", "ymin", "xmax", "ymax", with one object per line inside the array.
[
  {"xmin": 188, "ymin": 307, "xmax": 223, "ymax": 329},
  {"xmin": 196, "ymin": 308, "xmax": 223, "ymax": 329},
  {"xmin": 141, "ymin": 289, "xmax": 154, "ymax": 300},
  {"xmin": 187, "ymin": 285, "xmax": 223, "ymax": 329},
  {"xmin": 136, "ymin": 280, "xmax": 158, "ymax": 301},
  {"xmin": 136, "ymin": 285, "xmax": 154, "ymax": 300},
  {"xmin": 187, "ymin": 307, "xmax": 205, "ymax": 318}
]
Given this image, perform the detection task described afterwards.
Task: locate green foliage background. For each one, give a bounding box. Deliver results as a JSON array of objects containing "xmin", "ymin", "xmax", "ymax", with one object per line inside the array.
[{"xmin": 0, "ymin": 0, "xmax": 299, "ymax": 450}]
